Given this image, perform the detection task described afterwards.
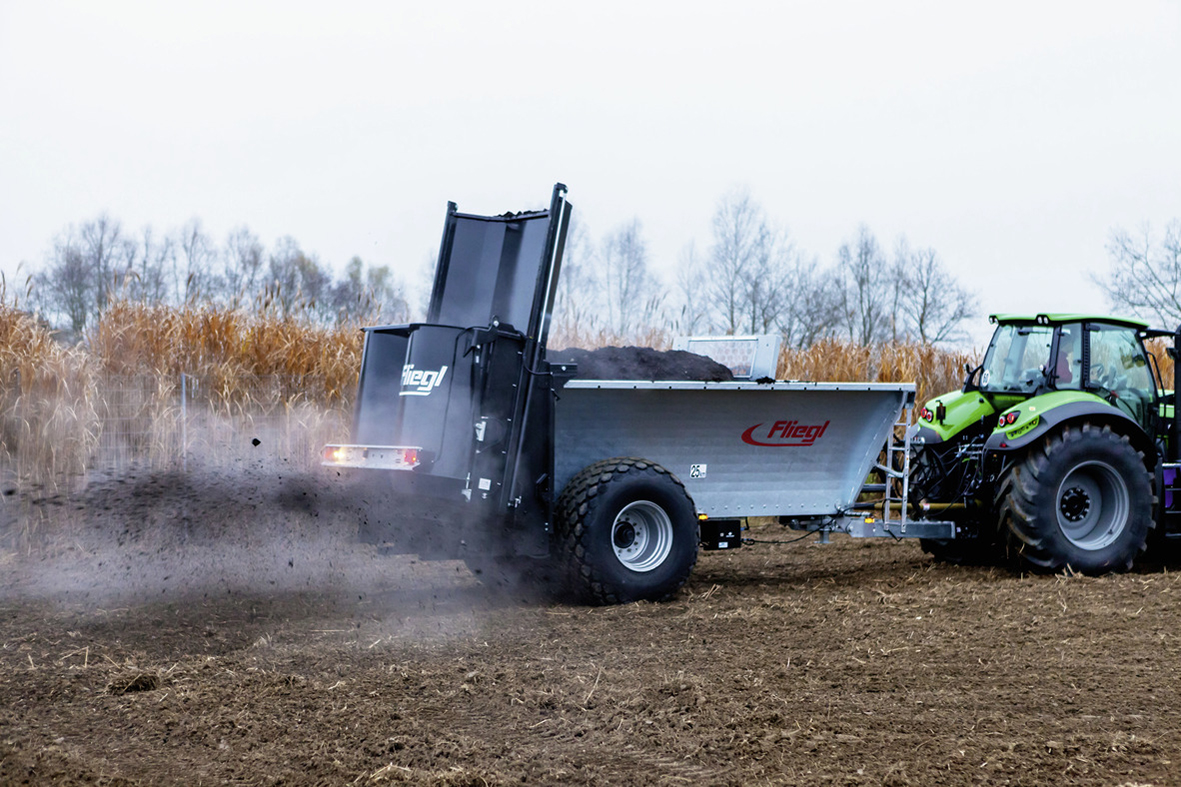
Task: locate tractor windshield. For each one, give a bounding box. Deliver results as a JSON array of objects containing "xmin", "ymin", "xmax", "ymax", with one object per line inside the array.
[{"xmin": 979, "ymin": 324, "xmax": 1054, "ymax": 393}]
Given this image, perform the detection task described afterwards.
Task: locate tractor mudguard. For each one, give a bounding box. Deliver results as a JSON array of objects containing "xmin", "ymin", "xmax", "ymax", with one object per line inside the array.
[{"xmin": 985, "ymin": 390, "xmax": 1152, "ymax": 456}]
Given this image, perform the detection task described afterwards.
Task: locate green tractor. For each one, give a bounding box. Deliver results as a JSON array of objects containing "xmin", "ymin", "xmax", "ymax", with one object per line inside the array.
[{"xmin": 909, "ymin": 313, "xmax": 1181, "ymax": 574}]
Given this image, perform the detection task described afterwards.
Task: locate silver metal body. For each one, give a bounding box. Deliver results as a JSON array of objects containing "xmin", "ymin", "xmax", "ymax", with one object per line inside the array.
[
  {"xmin": 324, "ymin": 377, "xmax": 955, "ymax": 541},
  {"xmin": 554, "ymin": 380, "xmax": 951, "ymax": 538}
]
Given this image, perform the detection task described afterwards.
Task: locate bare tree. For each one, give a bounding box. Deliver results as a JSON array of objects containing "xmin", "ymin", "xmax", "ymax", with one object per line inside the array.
[
  {"xmin": 551, "ymin": 214, "xmax": 600, "ymax": 338},
  {"xmin": 599, "ymin": 218, "xmax": 662, "ymax": 337},
  {"xmin": 123, "ymin": 225, "xmax": 173, "ymax": 305},
  {"xmin": 330, "ymin": 256, "xmax": 410, "ymax": 324},
  {"xmin": 365, "ymin": 262, "xmax": 410, "ymax": 324},
  {"xmin": 31, "ymin": 214, "xmax": 423, "ymax": 333},
  {"xmin": 408, "ymin": 250, "xmax": 438, "ymax": 323},
  {"xmin": 705, "ymin": 189, "xmax": 764, "ymax": 334},
  {"xmin": 703, "ymin": 188, "xmax": 802, "ymax": 336},
  {"xmin": 886, "ymin": 237, "xmax": 914, "ymax": 342},
  {"xmin": 1096, "ymin": 220, "xmax": 1181, "ymax": 325},
  {"xmin": 672, "ymin": 242, "xmax": 710, "ymax": 335},
  {"xmin": 79, "ymin": 214, "xmax": 124, "ymax": 316},
  {"xmin": 266, "ymin": 236, "xmax": 330, "ymax": 318},
  {"xmin": 896, "ymin": 246, "xmax": 977, "ymax": 344},
  {"xmin": 836, "ymin": 224, "xmax": 891, "ymax": 345},
  {"xmin": 33, "ymin": 216, "xmax": 132, "ymax": 335},
  {"xmin": 223, "ymin": 226, "xmax": 265, "ymax": 306},
  {"xmin": 174, "ymin": 219, "xmax": 219, "ymax": 304},
  {"xmin": 741, "ymin": 228, "xmax": 794, "ymax": 335},
  {"xmin": 778, "ymin": 254, "xmax": 841, "ymax": 349},
  {"xmin": 34, "ymin": 228, "xmax": 92, "ymax": 335}
]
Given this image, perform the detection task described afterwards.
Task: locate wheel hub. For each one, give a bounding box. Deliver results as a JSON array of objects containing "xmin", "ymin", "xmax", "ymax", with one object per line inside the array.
[
  {"xmin": 613, "ymin": 522, "xmax": 636, "ymax": 550},
  {"xmin": 1055, "ymin": 460, "xmax": 1130, "ymax": 551},
  {"xmin": 611, "ymin": 500, "xmax": 674, "ymax": 573},
  {"xmin": 1059, "ymin": 486, "xmax": 1091, "ymax": 522}
]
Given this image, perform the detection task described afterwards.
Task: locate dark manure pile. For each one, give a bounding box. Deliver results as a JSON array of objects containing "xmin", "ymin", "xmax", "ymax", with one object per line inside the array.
[{"xmin": 547, "ymin": 346, "xmax": 734, "ymax": 383}]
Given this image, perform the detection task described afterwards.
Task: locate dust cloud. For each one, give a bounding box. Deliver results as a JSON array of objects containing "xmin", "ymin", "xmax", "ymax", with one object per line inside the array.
[
  {"xmin": 0, "ymin": 435, "xmax": 496, "ymax": 624},
  {"xmin": 1, "ymin": 347, "xmax": 733, "ymax": 611}
]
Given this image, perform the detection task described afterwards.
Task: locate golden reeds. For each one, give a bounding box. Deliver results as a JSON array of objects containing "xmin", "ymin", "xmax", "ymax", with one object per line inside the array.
[
  {"xmin": 90, "ymin": 300, "xmax": 363, "ymax": 409},
  {"xmin": 778, "ymin": 338, "xmax": 979, "ymax": 405},
  {"xmin": 1146, "ymin": 338, "xmax": 1176, "ymax": 391},
  {"xmin": 1, "ymin": 299, "xmax": 365, "ymax": 514},
  {"xmin": 3, "ymin": 295, "xmax": 987, "ymax": 503},
  {"xmin": 0, "ymin": 297, "xmax": 99, "ymax": 487}
]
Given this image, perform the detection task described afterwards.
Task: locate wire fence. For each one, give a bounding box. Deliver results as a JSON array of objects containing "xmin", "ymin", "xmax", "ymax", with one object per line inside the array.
[{"xmin": 0, "ymin": 373, "xmax": 352, "ymax": 490}]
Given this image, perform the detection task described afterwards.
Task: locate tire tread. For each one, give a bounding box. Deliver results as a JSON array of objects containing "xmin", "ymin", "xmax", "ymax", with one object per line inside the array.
[
  {"xmin": 555, "ymin": 457, "xmax": 697, "ymax": 605},
  {"xmin": 1002, "ymin": 423, "xmax": 1153, "ymax": 574}
]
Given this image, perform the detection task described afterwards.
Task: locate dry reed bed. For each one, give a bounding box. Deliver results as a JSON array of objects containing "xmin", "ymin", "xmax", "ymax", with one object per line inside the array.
[
  {"xmin": 778, "ymin": 338, "xmax": 978, "ymax": 405},
  {"xmin": 92, "ymin": 301, "xmax": 362, "ymax": 412},
  {"xmin": 1146, "ymin": 337, "xmax": 1176, "ymax": 389},
  {"xmin": 0, "ymin": 299, "xmax": 99, "ymax": 484},
  {"xmin": 3, "ymin": 302, "xmax": 983, "ymax": 496},
  {"xmin": 1, "ymin": 301, "xmax": 365, "ymax": 495}
]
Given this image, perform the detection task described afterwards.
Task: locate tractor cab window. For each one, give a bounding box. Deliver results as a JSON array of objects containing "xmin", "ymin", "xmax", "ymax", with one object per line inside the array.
[
  {"xmin": 1052, "ymin": 325, "xmax": 1083, "ymax": 390},
  {"xmin": 979, "ymin": 324, "xmax": 1054, "ymax": 393},
  {"xmin": 1087, "ymin": 323, "xmax": 1154, "ymax": 425}
]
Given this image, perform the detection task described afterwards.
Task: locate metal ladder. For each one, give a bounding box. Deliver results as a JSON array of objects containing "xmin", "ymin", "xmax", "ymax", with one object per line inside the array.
[
  {"xmin": 846, "ymin": 400, "xmax": 954, "ymax": 540},
  {"xmin": 871, "ymin": 401, "xmax": 913, "ymax": 533}
]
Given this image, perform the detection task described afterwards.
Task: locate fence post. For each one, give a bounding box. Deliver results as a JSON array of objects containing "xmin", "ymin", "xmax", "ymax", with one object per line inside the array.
[{"xmin": 181, "ymin": 372, "xmax": 187, "ymax": 472}]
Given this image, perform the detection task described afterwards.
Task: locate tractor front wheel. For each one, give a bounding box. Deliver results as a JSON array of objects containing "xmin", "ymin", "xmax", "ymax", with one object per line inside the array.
[
  {"xmin": 555, "ymin": 457, "xmax": 698, "ymax": 605},
  {"xmin": 1000, "ymin": 424, "xmax": 1152, "ymax": 574}
]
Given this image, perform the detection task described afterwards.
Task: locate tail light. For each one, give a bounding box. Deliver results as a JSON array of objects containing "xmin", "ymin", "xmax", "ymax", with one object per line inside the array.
[{"xmin": 321, "ymin": 445, "xmax": 421, "ymax": 470}]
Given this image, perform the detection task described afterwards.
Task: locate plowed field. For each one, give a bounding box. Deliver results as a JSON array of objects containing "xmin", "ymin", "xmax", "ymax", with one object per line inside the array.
[{"xmin": 2, "ymin": 465, "xmax": 1180, "ymax": 786}]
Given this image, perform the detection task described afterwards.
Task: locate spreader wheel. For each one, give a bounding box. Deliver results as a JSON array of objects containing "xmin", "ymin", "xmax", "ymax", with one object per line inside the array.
[{"xmin": 555, "ymin": 457, "xmax": 698, "ymax": 605}]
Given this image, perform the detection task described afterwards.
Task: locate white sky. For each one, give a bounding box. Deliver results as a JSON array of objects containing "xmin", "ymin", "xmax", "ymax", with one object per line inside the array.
[{"xmin": 2, "ymin": 1, "xmax": 1179, "ymax": 346}]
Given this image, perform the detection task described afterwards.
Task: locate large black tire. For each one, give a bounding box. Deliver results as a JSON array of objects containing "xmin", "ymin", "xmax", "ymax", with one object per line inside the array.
[
  {"xmin": 1000, "ymin": 424, "xmax": 1153, "ymax": 574},
  {"xmin": 555, "ymin": 457, "xmax": 698, "ymax": 605}
]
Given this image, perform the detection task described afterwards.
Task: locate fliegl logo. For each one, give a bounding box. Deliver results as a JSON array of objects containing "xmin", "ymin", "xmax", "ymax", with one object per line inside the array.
[
  {"xmin": 400, "ymin": 364, "xmax": 449, "ymax": 396},
  {"xmin": 742, "ymin": 419, "xmax": 830, "ymax": 447}
]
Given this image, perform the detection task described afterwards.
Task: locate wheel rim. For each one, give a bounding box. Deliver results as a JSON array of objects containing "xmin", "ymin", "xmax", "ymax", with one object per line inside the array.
[
  {"xmin": 1055, "ymin": 460, "xmax": 1130, "ymax": 551},
  {"xmin": 611, "ymin": 500, "xmax": 674, "ymax": 573}
]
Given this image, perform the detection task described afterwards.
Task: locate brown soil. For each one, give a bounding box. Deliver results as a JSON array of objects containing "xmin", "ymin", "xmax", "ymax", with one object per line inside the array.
[{"xmin": 2, "ymin": 464, "xmax": 1180, "ymax": 786}]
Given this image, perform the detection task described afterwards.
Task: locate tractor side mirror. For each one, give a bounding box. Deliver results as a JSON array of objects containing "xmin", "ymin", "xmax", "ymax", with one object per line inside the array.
[{"xmin": 962, "ymin": 362, "xmax": 982, "ymax": 392}]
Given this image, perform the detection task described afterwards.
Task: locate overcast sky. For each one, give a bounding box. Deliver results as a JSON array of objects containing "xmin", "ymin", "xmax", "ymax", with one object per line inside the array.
[{"xmin": 2, "ymin": 2, "xmax": 1179, "ymax": 345}]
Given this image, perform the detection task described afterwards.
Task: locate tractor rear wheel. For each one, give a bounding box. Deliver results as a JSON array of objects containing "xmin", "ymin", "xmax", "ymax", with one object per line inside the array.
[
  {"xmin": 555, "ymin": 457, "xmax": 698, "ymax": 605},
  {"xmin": 1000, "ymin": 423, "xmax": 1152, "ymax": 574}
]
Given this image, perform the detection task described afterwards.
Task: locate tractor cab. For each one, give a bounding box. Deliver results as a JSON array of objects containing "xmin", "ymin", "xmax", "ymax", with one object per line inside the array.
[
  {"xmin": 914, "ymin": 313, "xmax": 1160, "ymax": 448},
  {"xmin": 976, "ymin": 314, "xmax": 1157, "ymax": 432}
]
